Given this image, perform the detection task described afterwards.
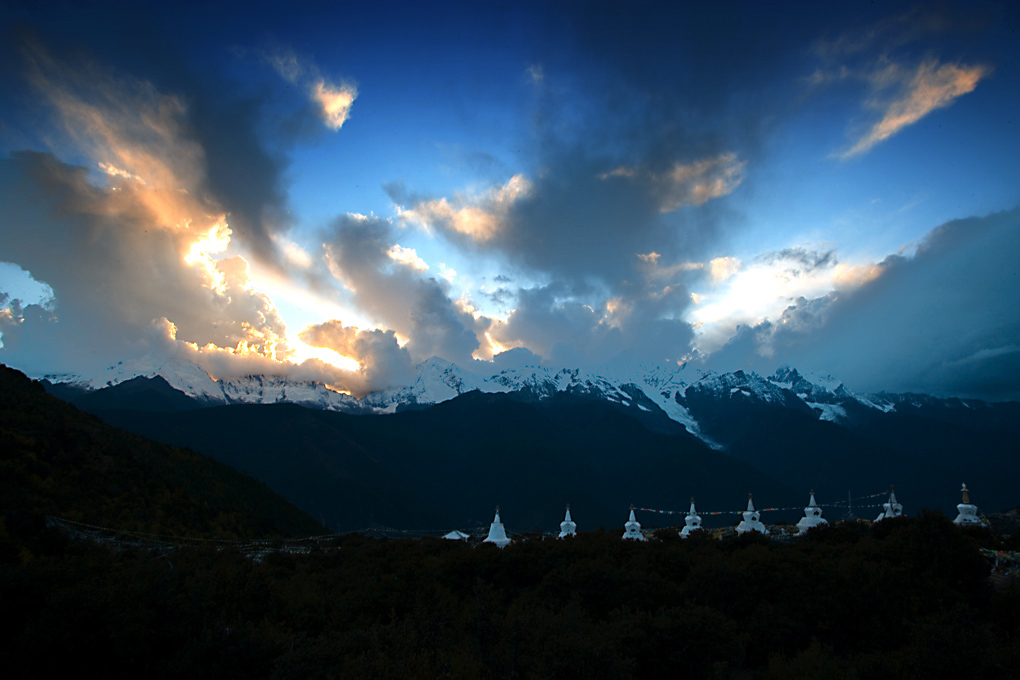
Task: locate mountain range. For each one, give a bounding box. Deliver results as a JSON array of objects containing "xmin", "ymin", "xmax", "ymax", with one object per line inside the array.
[{"xmin": 39, "ymin": 355, "xmax": 1020, "ymax": 532}]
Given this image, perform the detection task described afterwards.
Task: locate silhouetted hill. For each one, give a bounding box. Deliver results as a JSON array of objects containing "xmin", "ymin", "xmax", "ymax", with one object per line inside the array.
[
  {"xmin": 683, "ymin": 388, "xmax": 1019, "ymax": 516},
  {"xmin": 95, "ymin": 390, "xmax": 795, "ymax": 533},
  {"xmin": 0, "ymin": 364, "xmax": 324, "ymax": 541},
  {"xmin": 69, "ymin": 374, "xmax": 206, "ymax": 412}
]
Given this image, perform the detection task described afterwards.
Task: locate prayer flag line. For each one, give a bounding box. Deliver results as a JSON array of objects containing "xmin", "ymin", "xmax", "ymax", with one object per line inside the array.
[{"xmin": 636, "ymin": 491, "xmax": 893, "ymax": 517}]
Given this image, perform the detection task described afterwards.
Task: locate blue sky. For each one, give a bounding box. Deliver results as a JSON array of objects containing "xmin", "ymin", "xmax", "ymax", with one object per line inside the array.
[{"xmin": 1, "ymin": 0, "xmax": 1018, "ymax": 399}]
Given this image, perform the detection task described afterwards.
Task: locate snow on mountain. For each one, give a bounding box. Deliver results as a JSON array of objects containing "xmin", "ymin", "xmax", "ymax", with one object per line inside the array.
[
  {"xmin": 41, "ymin": 352, "xmax": 362, "ymax": 410},
  {"xmin": 44, "ymin": 352, "xmax": 969, "ymax": 445},
  {"xmin": 218, "ymin": 374, "xmax": 362, "ymax": 411},
  {"xmin": 362, "ymin": 357, "xmax": 490, "ymax": 412},
  {"xmin": 765, "ymin": 366, "xmax": 894, "ymax": 417},
  {"xmin": 43, "ymin": 353, "xmax": 223, "ymax": 401},
  {"xmin": 689, "ymin": 369, "xmax": 794, "ymax": 405}
]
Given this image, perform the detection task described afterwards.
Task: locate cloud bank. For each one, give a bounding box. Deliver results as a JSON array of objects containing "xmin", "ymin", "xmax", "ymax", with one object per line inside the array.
[
  {"xmin": 0, "ymin": 3, "xmax": 1016, "ymax": 403},
  {"xmin": 703, "ymin": 208, "xmax": 1020, "ymax": 400}
]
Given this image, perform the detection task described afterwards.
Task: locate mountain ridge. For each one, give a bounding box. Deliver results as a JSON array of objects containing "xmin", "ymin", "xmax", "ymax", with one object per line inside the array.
[
  {"xmin": 41, "ymin": 354, "xmax": 1019, "ymax": 445},
  {"xmin": 36, "ymin": 354, "xmax": 1020, "ymax": 522}
]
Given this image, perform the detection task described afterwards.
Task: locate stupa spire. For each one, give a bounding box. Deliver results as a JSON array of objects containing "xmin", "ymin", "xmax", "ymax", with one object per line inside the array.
[
  {"xmin": 622, "ymin": 505, "xmax": 646, "ymax": 541},
  {"xmin": 796, "ymin": 489, "xmax": 828, "ymax": 535},
  {"xmin": 875, "ymin": 485, "xmax": 904, "ymax": 521},
  {"xmin": 483, "ymin": 506, "xmax": 511, "ymax": 548},
  {"xmin": 558, "ymin": 504, "xmax": 577, "ymax": 538},
  {"xmin": 680, "ymin": 497, "xmax": 704, "ymax": 538},
  {"xmin": 736, "ymin": 493, "xmax": 768, "ymax": 535},
  {"xmin": 954, "ymin": 484, "xmax": 983, "ymax": 527}
]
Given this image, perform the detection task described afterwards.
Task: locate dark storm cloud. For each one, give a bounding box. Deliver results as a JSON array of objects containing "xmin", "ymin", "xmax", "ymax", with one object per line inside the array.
[
  {"xmin": 490, "ymin": 276, "xmax": 696, "ymax": 369},
  {"xmin": 299, "ymin": 320, "xmax": 415, "ymax": 397},
  {"xmin": 755, "ymin": 248, "xmax": 837, "ymax": 272},
  {"xmin": 391, "ymin": 1, "xmax": 839, "ymax": 355},
  {"xmin": 482, "ymin": 287, "xmax": 514, "ymax": 307},
  {"xmin": 704, "ymin": 208, "xmax": 1020, "ymax": 401},
  {"xmin": 0, "ymin": 152, "xmax": 289, "ymax": 375},
  {"xmin": 322, "ymin": 214, "xmax": 482, "ymax": 366},
  {"xmin": 493, "ymin": 151, "xmax": 663, "ymax": 282},
  {"xmin": 4, "ymin": 23, "xmax": 317, "ymax": 270}
]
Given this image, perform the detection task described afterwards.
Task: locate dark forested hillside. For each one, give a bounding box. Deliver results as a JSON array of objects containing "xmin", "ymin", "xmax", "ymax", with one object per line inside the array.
[
  {"xmin": 0, "ymin": 364, "xmax": 324, "ymax": 543},
  {"xmin": 681, "ymin": 387, "xmax": 1019, "ymax": 517},
  {"xmin": 3, "ymin": 513, "xmax": 1019, "ymax": 679},
  {"xmin": 4, "ymin": 364, "xmax": 1020, "ymax": 678},
  {"xmin": 93, "ymin": 390, "xmax": 796, "ymax": 533}
]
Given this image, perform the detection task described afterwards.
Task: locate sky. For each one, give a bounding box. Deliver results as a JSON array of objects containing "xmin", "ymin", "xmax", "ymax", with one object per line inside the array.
[{"xmin": 0, "ymin": 0, "xmax": 1018, "ymax": 400}]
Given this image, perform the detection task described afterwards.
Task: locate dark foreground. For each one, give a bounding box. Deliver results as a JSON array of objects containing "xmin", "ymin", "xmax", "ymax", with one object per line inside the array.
[{"xmin": 3, "ymin": 513, "xmax": 1019, "ymax": 679}]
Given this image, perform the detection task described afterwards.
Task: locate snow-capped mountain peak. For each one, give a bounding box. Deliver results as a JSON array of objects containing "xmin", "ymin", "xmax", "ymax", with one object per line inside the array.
[{"xmin": 42, "ymin": 352, "xmax": 1003, "ymax": 448}]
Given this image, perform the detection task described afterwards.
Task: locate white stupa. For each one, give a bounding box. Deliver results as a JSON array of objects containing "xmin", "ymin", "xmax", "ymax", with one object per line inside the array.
[
  {"xmin": 622, "ymin": 506, "xmax": 646, "ymax": 541},
  {"xmin": 558, "ymin": 505, "xmax": 577, "ymax": 538},
  {"xmin": 796, "ymin": 491, "xmax": 828, "ymax": 535},
  {"xmin": 483, "ymin": 507, "xmax": 511, "ymax": 548},
  {"xmin": 442, "ymin": 530, "xmax": 470, "ymax": 541},
  {"xmin": 679, "ymin": 498, "xmax": 704, "ymax": 538},
  {"xmin": 735, "ymin": 494, "xmax": 769, "ymax": 535},
  {"xmin": 953, "ymin": 484, "xmax": 983, "ymax": 527},
  {"xmin": 875, "ymin": 486, "xmax": 904, "ymax": 521}
]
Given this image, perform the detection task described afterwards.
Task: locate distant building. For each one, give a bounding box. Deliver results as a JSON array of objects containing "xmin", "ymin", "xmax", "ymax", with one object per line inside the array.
[
  {"xmin": 483, "ymin": 507, "xmax": 511, "ymax": 548},
  {"xmin": 679, "ymin": 498, "xmax": 704, "ymax": 538},
  {"xmin": 622, "ymin": 506, "xmax": 646, "ymax": 541},
  {"xmin": 875, "ymin": 486, "xmax": 904, "ymax": 521},
  {"xmin": 736, "ymin": 494, "xmax": 769, "ymax": 535},
  {"xmin": 953, "ymin": 484, "xmax": 983, "ymax": 527},
  {"xmin": 796, "ymin": 491, "xmax": 828, "ymax": 535},
  {"xmin": 558, "ymin": 505, "xmax": 577, "ymax": 538}
]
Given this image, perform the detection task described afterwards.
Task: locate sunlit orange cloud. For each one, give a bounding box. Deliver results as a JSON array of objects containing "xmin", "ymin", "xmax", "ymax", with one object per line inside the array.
[
  {"xmin": 244, "ymin": 258, "xmax": 370, "ymax": 337},
  {"xmin": 600, "ymin": 297, "xmax": 629, "ymax": 329},
  {"xmin": 183, "ymin": 219, "xmax": 233, "ymax": 294},
  {"xmin": 9, "ymin": 39, "xmax": 301, "ymax": 373},
  {"xmin": 660, "ymin": 154, "xmax": 747, "ymax": 211},
  {"xmin": 288, "ymin": 339, "xmax": 360, "ymax": 372},
  {"xmin": 98, "ymin": 162, "xmax": 145, "ymax": 184},
  {"xmin": 842, "ymin": 60, "xmax": 988, "ymax": 158},
  {"xmin": 24, "ymin": 36, "xmax": 242, "ymax": 266},
  {"xmin": 602, "ymin": 153, "xmax": 746, "ymax": 212},
  {"xmin": 400, "ymin": 174, "xmax": 533, "ymax": 242},
  {"xmin": 473, "ymin": 329, "xmax": 523, "ymax": 361},
  {"xmin": 163, "ymin": 316, "xmax": 289, "ymax": 365},
  {"xmin": 313, "ymin": 80, "xmax": 358, "ymax": 130},
  {"xmin": 456, "ymin": 296, "xmax": 486, "ymax": 320},
  {"xmin": 832, "ymin": 262, "xmax": 882, "ymax": 288},
  {"xmin": 24, "ymin": 38, "xmax": 211, "ymax": 230}
]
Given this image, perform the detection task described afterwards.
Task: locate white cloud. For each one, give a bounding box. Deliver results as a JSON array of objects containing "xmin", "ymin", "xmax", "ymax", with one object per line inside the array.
[
  {"xmin": 386, "ymin": 244, "xmax": 430, "ymax": 272},
  {"xmin": 439, "ymin": 264, "xmax": 457, "ymax": 283},
  {"xmin": 709, "ymin": 256, "xmax": 741, "ymax": 283},
  {"xmin": 266, "ymin": 48, "xmax": 304, "ymax": 84},
  {"xmin": 313, "ymin": 79, "xmax": 358, "ymax": 131},
  {"xmin": 688, "ymin": 248, "xmax": 855, "ymax": 355}
]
